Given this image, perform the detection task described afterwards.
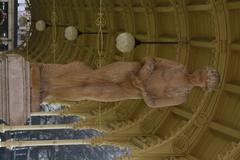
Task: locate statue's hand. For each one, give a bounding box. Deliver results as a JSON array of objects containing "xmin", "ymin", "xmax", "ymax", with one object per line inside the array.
[
  {"xmin": 143, "ymin": 57, "xmax": 156, "ymax": 63},
  {"xmin": 138, "ymin": 57, "xmax": 156, "ymax": 81},
  {"xmin": 143, "ymin": 57, "xmax": 156, "ymax": 71},
  {"xmin": 130, "ymin": 74, "xmax": 144, "ymax": 90},
  {"xmin": 142, "ymin": 90, "xmax": 156, "ymax": 106}
]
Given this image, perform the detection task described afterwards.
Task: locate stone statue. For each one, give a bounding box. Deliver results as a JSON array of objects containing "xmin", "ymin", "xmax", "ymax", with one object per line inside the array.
[
  {"xmin": 1, "ymin": 54, "xmax": 218, "ymax": 124},
  {"xmin": 36, "ymin": 57, "xmax": 220, "ymax": 108}
]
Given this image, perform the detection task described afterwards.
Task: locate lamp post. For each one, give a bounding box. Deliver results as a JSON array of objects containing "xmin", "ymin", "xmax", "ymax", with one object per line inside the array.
[
  {"xmin": 35, "ymin": 20, "xmax": 71, "ymax": 31},
  {"xmin": 116, "ymin": 32, "xmax": 177, "ymax": 53},
  {"xmin": 135, "ymin": 39, "xmax": 177, "ymax": 45},
  {"xmin": 35, "ymin": 20, "xmax": 108, "ymax": 41},
  {"xmin": 64, "ymin": 26, "xmax": 107, "ymax": 41}
]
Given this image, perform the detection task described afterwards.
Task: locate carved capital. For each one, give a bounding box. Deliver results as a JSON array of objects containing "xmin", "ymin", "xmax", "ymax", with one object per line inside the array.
[
  {"xmin": 0, "ymin": 124, "xmax": 5, "ymax": 133},
  {"xmin": 2, "ymin": 139, "xmax": 14, "ymax": 150},
  {"xmin": 171, "ymin": 0, "xmax": 185, "ymax": 15},
  {"xmin": 194, "ymin": 112, "xmax": 209, "ymax": 127},
  {"xmin": 140, "ymin": 117, "xmax": 155, "ymax": 134},
  {"xmin": 217, "ymin": 142, "xmax": 240, "ymax": 160},
  {"xmin": 215, "ymin": 0, "xmax": 225, "ymax": 12},
  {"xmin": 171, "ymin": 135, "xmax": 189, "ymax": 154},
  {"xmin": 115, "ymin": 107, "xmax": 129, "ymax": 119},
  {"xmin": 141, "ymin": 1, "xmax": 153, "ymax": 15},
  {"xmin": 51, "ymin": 11, "xmax": 58, "ymax": 24},
  {"xmin": 95, "ymin": 55, "xmax": 106, "ymax": 68}
]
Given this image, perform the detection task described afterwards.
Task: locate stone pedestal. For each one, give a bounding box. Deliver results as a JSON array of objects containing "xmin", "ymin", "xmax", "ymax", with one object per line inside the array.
[{"xmin": 0, "ymin": 54, "xmax": 30, "ymax": 125}]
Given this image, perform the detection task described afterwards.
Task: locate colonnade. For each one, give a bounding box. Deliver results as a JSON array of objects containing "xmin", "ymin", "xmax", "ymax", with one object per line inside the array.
[{"xmin": 0, "ymin": 104, "xmax": 133, "ymax": 159}]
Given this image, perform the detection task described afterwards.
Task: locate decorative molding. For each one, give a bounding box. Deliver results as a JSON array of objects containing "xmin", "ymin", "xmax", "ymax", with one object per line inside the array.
[
  {"xmin": 194, "ymin": 112, "xmax": 209, "ymax": 127},
  {"xmin": 139, "ymin": 117, "xmax": 155, "ymax": 134},
  {"xmin": 170, "ymin": 0, "xmax": 190, "ymax": 64},
  {"xmin": 217, "ymin": 142, "xmax": 240, "ymax": 160}
]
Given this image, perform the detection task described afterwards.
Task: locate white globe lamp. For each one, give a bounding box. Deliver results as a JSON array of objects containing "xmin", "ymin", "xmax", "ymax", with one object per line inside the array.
[
  {"xmin": 64, "ymin": 26, "xmax": 79, "ymax": 41},
  {"xmin": 116, "ymin": 32, "xmax": 136, "ymax": 53},
  {"xmin": 35, "ymin": 20, "xmax": 46, "ymax": 31}
]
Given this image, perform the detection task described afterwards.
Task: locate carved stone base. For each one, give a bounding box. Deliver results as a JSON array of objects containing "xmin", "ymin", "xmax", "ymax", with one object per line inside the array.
[{"xmin": 0, "ymin": 54, "xmax": 30, "ymax": 125}]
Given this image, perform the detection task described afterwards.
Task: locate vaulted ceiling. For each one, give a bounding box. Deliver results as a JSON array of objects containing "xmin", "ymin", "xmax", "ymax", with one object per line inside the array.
[{"xmin": 15, "ymin": 0, "xmax": 240, "ymax": 159}]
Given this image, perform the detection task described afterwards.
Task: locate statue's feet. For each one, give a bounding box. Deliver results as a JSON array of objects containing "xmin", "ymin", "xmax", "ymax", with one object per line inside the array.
[{"xmin": 141, "ymin": 89, "xmax": 157, "ymax": 106}]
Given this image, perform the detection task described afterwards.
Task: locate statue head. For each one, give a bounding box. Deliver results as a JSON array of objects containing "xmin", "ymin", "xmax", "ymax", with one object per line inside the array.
[
  {"xmin": 204, "ymin": 67, "xmax": 220, "ymax": 91},
  {"xmin": 189, "ymin": 67, "xmax": 220, "ymax": 91}
]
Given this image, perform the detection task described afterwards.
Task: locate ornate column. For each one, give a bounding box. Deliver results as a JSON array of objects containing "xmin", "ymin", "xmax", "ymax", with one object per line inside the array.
[
  {"xmin": 0, "ymin": 121, "xmax": 106, "ymax": 133},
  {"xmin": 0, "ymin": 135, "xmax": 129, "ymax": 150},
  {"xmin": 0, "ymin": 139, "xmax": 93, "ymax": 150},
  {"xmin": 0, "ymin": 123, "xmax": 74, "ymax": 133}
]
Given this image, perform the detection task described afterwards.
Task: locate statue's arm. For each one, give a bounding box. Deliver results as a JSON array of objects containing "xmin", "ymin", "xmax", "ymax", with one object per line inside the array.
[
  {"xmin": 130, "ymin": 79, "xmax": 186, "ymax": 108},
  {"xmin": 143, "ymin": 94, "xmax": 187, "ymax": 108},
  {"xmin": 153, "ymin": 57, "xmax": 188, "ymax": 74},
  {"xmin": 141, "ymin": 57, "xmax": 186, "ymax": 75},
  {"xmin": 153, "ymin": 57, "xmax": 179, "ymax": 65},
  {"xmin": 138, "ymin": 57, "xmax": 156, "ymax": 81}
]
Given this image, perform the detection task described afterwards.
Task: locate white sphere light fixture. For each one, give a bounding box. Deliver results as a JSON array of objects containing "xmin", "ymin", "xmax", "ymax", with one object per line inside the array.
[
  {"xmin": 116, "ymin": 32, "xmax": 136, "ymax": 53},
  {"xmin": 65, "ymin": 26, "xmax": 79, "ymax": 41},
  {"xmin": 19, "ymin": 16, "xmax": 27, "ymax": 27},
  {"xmin": 35, "ymin": 20, "xmax": 46, "ymax": 31}
]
